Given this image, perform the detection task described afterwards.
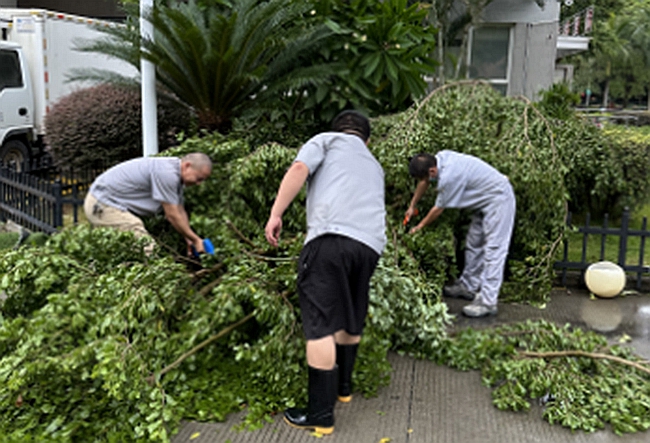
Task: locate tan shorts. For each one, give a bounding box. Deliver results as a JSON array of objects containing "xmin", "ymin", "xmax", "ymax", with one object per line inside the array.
[{"xmin": 84, "ymin": 193, "xmax": 155, "ymax": 254}]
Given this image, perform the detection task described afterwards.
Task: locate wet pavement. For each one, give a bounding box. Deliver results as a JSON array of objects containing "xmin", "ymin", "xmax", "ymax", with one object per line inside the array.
[{"xmin": 172, "ymin": 276, "xmax": 650, "ymax": 443}]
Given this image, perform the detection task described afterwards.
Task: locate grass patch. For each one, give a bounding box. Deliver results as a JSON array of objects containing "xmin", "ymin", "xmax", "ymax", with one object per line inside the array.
[{"xmin": 0, "ymin": 232, "xmax": 19, "ymax": 251}]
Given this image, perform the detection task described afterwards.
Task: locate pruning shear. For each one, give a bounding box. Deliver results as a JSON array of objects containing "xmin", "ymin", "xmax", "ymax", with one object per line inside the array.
[
  {"xmin": 192, "ymin": 238, "xmax": 215, "ymax": 258},
  {"xmin": 402, "ymin": 208, "xmax": 419, "ymax": 232}
]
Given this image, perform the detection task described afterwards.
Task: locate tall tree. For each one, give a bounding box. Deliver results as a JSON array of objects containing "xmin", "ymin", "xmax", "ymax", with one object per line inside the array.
[
  {"xmin": 616, "ymin": 0, "xmax": 650, "ymax": 109},
  {"xmin": 300, "ymin": 0, "xmax": 439, "ymax": 120}
]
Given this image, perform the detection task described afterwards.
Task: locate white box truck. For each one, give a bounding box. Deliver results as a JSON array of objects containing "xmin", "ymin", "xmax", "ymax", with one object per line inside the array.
[{"xmin": 0, "ymin": 9, "xmax": 137, "ymax": 169}]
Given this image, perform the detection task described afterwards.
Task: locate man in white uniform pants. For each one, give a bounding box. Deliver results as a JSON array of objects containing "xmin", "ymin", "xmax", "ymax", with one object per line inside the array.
[{"xmin": 405, "ymin": 151, "xmax": 516, "ymax": 318}]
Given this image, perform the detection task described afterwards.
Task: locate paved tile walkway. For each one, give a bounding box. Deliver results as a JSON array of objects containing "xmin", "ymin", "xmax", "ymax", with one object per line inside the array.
[{"xmin": 171, "ymin": 285, "xmax": 650, "ymax": 443}]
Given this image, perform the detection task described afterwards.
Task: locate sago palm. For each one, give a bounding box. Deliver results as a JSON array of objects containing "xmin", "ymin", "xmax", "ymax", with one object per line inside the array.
[{"xmin": 71, "ymin": 0, "xmax": 335, "ymax": 132}]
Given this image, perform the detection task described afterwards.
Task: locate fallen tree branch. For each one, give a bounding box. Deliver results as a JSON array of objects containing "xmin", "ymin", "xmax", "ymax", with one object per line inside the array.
[
  {"xmin": 193, "ymin": 262, "xmax": 225, "ymax": 280},
  {"xmin": 404, "ymin": 80, "xmax": 491, "ymax": 129},
  {"xmin": 198, "ymin": 276, "xmax": 224, "ymax": 297},
  {"xmin": 151, "ymin": 234, "xmax": 202, "ymax": 266},
  {"xmin": 520, "ymin": 350, "xmax": 650, "ymax": 376},
  {"xmin": 243, "ymin": 250, "xmax": 297, "ymax": 262},
  {"xmin": 148, "ymin": 312, "xmax": 256, "ymax": 384},
  {"xmin": 225, "ymin": 219, "xmax": 257, "ymax": 248}
]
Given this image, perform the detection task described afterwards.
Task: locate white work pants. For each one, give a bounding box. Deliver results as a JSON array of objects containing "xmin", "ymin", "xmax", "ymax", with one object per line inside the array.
[{"xmin": 459, "ymin": 184, "xmax": 516, "ymax": 306}]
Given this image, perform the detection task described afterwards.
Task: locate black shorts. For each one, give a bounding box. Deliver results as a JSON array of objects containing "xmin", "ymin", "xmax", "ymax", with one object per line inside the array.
[{"xmin": 297, "ymin": 234, "xmax": 380, "ymax": 340}]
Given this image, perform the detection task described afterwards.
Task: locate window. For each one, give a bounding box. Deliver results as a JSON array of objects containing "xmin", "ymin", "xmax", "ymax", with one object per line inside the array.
[
  {"xmin": 0, "ymin": 49, "xmax": 24, "ymax": 92},
  {"xmin": 468, "ymin": 26, "xmax": 511, "ymax": 94}
]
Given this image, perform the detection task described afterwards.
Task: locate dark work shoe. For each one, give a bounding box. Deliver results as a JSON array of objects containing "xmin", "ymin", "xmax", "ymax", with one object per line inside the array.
[
  {"xmin": 284, "ymin": 366, "xmax": 337, "ymax": 434},
  {"xmin": 443, "ymin": 281, "xmax": 476, "ymax": 301},
  {"xmin": 284, "ymin": 407, "xmax": 334, "ymax": 435},
  {"xmin": 462, "ymin": 301, "xmax": 498, "ymax": 318}
]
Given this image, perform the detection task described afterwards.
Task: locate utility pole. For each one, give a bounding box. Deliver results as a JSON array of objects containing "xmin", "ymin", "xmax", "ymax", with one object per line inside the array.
[{"xmin": 140, "ymin": 0, "xmax": 158, "ymax": 156}]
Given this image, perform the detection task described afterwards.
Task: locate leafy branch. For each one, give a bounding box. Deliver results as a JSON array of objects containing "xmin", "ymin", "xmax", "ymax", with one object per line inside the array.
[
  {"xmin": 147, "ymin": 312, "xmax": 256, "ymax": 384},
  {"xmin": 520, "ymin": 350, "xmax": 650, "ymax": 376}
]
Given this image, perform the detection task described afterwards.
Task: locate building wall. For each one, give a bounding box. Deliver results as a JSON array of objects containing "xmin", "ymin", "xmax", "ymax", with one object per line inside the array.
[
  {"xmin": 508, "ymin": 21, "xmax": 558, "ymax": 99},
  {"xmin": 10, "ymin": 0, "xmax": 125, "ymax": 19},
  {"xmin": 482, "ymin": 0, "xmax": 560, "ymax": 24},
  {"xmin": 481, "ymin": 0, "xmax": 560, "ymax": 100}
]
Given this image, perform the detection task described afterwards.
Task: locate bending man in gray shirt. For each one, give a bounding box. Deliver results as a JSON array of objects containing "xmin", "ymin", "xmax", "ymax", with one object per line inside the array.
[
  {"xmin": 405, "ymin": 151, "xmax": 516, "ymax": 318},
  {"xmin": 84, "ymin": 153, "xmax": 212, "ymax": 255},
  {"xmin": 265, "ymin": 111, "xmax": 386, "ymax": 435}
]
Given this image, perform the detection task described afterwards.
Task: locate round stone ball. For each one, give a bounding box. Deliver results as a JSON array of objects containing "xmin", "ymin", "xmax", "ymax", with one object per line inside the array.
[{"xmin": 584, "ymin": 261, "xmax": 626, "ymax": 298}]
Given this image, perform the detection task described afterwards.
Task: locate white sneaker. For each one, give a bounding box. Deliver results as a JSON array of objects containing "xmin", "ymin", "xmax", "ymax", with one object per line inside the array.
[{"xmin": 462, "ymin": 300, "xmax": 498, "ymax": 318}]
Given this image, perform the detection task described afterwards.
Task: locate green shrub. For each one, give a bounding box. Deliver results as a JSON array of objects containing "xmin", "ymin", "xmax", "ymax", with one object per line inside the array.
[
  {"xmin": 552, "ymin": 118, "xmax": 650, "ymax": 219},
  {"xmin": 536, "ymin": 82, "xmax": 580, "ymax": 120},
  {"xmin": 603, "ymin": 126, "xmax": 650, "ymax": 212},
  {"xmin": 45, "ymin": 84, "xmax": 192, "ymax": 168}
]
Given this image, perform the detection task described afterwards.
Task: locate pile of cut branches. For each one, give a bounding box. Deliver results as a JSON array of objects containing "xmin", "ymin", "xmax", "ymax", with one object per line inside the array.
[{"xmin": 2, "ymin": 83, "xmax": 647, "ymax": 441}]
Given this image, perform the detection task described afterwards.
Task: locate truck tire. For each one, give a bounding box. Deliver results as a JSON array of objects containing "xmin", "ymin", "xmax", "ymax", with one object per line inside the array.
[{"xmin": 0, "ymin": 140, "xmax": 30, "ymax": 172}]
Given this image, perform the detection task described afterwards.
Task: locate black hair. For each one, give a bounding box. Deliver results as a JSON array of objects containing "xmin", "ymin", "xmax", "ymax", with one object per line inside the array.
[
  {"xmin": 331, "ymin": 110, "xmax": 371, "ymax": 142},
  {"xmin": 408, "ymin": 153, "xmax": 437, "ymax": 179}
]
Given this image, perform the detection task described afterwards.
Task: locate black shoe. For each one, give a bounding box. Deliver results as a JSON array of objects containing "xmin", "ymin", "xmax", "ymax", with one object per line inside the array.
[
  {"xmin": 336, "ymin": 344, "xmax": 358, "ymax": 403},
  {"xmin": 284, "ymin": 407, "xmax": 334, "ymax": 434},
  {"xmin": 443, "ymin": 280, "xmax": 476, "ymax": 300},
  {"xmin": 284, "ymin": 366, "xmax": 337, "ymax": 434}
]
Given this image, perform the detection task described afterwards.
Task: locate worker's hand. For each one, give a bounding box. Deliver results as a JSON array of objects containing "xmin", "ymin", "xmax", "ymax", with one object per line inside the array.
[
  {"xmin": 404, "ymin": 206, "xmax": 416, "ymax": 221},
  {"xmin": 409, "ymin": 224, "xmax": 423, "ymax": 234},
  {"xmin": 265, "ymin": 215, "xmax": 282, "ymax": 247},
  {"xmin": 188, "ymin": 238, "xmax": 204, "ymax": 256}
]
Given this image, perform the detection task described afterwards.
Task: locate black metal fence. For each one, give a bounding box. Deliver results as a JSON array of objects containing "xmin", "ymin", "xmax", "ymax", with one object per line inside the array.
[
  {"xmin": 0, "ymin": 162, "xmax": 104, "ymax": 233},
  {"xmin": 554, "ymin": 209, "xmax": 650, "ymax": 289}
]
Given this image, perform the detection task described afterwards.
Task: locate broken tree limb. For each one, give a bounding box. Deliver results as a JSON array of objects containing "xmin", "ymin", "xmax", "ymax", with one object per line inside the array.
[
  {"xmin": 148, "ymin": 311, "xmax": 255, "ymax": 384},
  {"xmin": 520, "ymin": 350, "xmax": 650, "ymax": 376}
]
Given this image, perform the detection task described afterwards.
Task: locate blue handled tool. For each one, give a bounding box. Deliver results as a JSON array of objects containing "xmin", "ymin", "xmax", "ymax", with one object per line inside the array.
[{"xmin": 192, "ymin": 238, "xmax": 215, "ymax": 257}]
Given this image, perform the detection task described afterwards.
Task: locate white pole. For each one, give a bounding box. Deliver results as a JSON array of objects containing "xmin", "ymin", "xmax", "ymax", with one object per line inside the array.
[{"xmin": 140, "ymin": 0, "xmax": 158, "ymax": 156}]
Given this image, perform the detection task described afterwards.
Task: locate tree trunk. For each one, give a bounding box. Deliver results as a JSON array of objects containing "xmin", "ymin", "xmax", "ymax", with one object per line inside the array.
[
  {"xmin": 603, "ymin": 80, "xmax": 610, "ymax": 108},
  {"xmin": 438, "ymin": 27, "xmax": 445, "ymax": 87},
  {"xmin": 455, "ymin": 24, "xmax": 471, "ymax": 79}
]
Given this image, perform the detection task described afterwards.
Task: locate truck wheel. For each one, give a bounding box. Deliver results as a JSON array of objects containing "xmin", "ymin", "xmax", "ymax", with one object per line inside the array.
[{"xmin": 0, "ymin": 140, "xmax": 30, "ymax": 172}]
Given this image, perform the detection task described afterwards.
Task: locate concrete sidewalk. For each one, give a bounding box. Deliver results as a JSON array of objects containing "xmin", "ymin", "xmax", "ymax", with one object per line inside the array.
[{"xmin": 172, "ymin": 285, "xmax": 650, "ymax": 443}]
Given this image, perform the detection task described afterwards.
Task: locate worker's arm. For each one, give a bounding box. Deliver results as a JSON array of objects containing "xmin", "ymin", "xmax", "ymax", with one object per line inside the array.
[
  {"xmin": 162, "ymin": 202, "xmax": 203, "ymax": 254},
  {"xmin": 265, "ymin": 162, "xmax": 310, "ymax": 247},
  {"xmin": 409, "ymin": 206, "xmax": 444, "ymax": 234},
  {"xmin": 405, "ymin": 179, "xmax": 429, "ymax": 219}
]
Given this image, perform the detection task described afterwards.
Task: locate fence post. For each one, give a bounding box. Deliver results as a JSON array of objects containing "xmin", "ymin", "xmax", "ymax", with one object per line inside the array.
[
  {"xmin": 561, "ymin": 212, "xmax": 572, "ymax": 286},
  {"xmin": 53, "ymin": 180, "xmax": 64, "ymax": 229},
  {"xmin": 72, "ymin": 182, "xmax": 79, "ymax": 224},
  {"xmin": 581, "ymin": 213, "xmax": 590, "ymax": 264},
  {"xmin": 637, "ymin": 217, "xmax": 647, "ymax": 290},
  {"xmin": 618, "ymin": 207, "xmax": 630, "ymax": 267}
]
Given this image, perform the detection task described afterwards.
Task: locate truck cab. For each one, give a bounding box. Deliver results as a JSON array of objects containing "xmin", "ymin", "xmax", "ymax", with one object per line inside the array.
[
  {"xmin": 0, "ymin": 41, "xmax": 34, "ymax": 170},
  {"xmin": 0, "ymin": 9, "xmax": 137, "ymax": 171}
]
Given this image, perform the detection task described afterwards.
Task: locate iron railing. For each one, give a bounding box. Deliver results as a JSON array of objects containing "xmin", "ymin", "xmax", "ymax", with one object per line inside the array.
[
  {"xmin": 554, "ymin": 208, "xmax": 650, "ymax": 289},
  {"xmin": 0, "ymin": 163, "xmax": 104, "ymax": 233}
]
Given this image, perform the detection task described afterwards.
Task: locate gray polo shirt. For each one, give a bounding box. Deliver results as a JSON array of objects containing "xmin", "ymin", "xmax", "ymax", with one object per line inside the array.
[
  {"xmin": 434, "ymin": 150, "xmax": 510, "ymax": 211},
  {"xmin": 89, "ymin": 157, "xmax": 183, "ymax": 216},
  {"xmin": 295, "ymin": 132, "xmax": 386, "ymax": 255}
]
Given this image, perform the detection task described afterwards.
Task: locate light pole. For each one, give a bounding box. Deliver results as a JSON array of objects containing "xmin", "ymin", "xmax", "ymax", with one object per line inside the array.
[{"xmin": 140, "ymin": 0, "xmax": 158, "ymax": 156}]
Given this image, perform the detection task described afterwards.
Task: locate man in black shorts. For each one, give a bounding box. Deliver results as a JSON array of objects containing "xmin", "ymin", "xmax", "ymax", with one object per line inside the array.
[{"xmin": 265, "ymin": 110, "xmax": 386, "ymax": 435}]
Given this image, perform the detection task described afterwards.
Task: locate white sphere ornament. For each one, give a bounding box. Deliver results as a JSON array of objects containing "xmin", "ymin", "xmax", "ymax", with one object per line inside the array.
[{"xmin": 584, "ymin": 261, "xmax": 626, "ymax": 298}]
